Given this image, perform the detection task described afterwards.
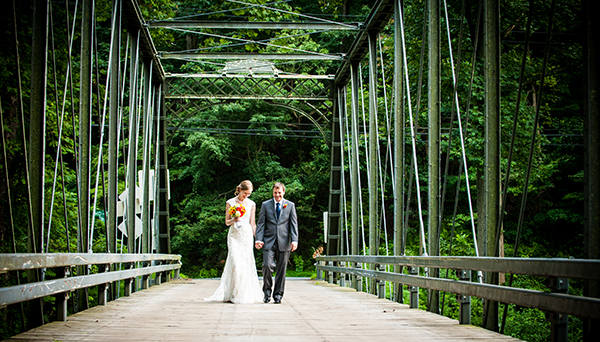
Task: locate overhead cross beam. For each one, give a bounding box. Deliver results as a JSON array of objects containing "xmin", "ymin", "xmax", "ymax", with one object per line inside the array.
[
  {"xmin": 165, "ymin": 76, "xmax": 331, "ymax": 101},
  {"xmin": 147, "ymin": 20, "xmax": 361, "ymax": 30},
  {"xmin": 159, "ymin": 53, "xmax": 345, "ymax": 61},
  {"xmin": 167, "ymin": 73, "xmax": 334, "ymax": 80}
]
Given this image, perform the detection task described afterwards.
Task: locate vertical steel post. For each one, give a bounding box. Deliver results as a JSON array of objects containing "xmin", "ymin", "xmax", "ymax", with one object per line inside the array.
[
  {"xmin": 108, "ymin": 0, "xmax": 121, "ymax": 256},
  {"xmin": 483, "ymin": 0, "xmax": 500, "ymax": 331},
  {"xmin": 337, "ymin": 86, "xmax": 347, "ymax": 257},
  {"xmin": 127, "ymin": 30, "xmax": 139, "ymax": 254},
  {"xmin": 350, "ymin": 61, "xmax": 360, "ymax": 290},
  {"xmin": 98, "ymin": 264, "xmax": 109, "ymax": 305},
  {"xmin": 546, "ymin": 278, "xmax": 569, "ymax": 342},
  {"xmin": 409, "ymin": 266, "xmax": 419, "ymax": 308},
  {"xmin": 79, "ymin": 0, "xmax": 93, "ymax": 255},
  {"xmin": 141, "ymin": 61, "xmax": 152, "ymax": 254},
  {"xmin": 27, "ymin": 7, "xmax": 47, "ymax": 327},
  {"xmin": 458, "ymin": 269, "xmax": 472, "ymax": 324},
  {"xmin": 157, "ymin": 89, "xmax": 171, "ymax": 253},
  {"xmin": 56, "ymin": 267, "xmax": 70, "ymax": 322},
  {"xmin": 368, "ymin": 30, "xmax": 379, "ymax": 295},
  {"xmin": 393, "ymin": 0, "xmax": 406, "ymax": 304},
  {"xmin": 153, "ymin": 85, "xmax": 161, "ymax": 253},
  {"xmin": 428, "ymin": 0, "xmax": 441, "ymax": 314},
  {"xmin": 77, "ymin": 0, "xmax": 93, "ymax": 313},
  {"xmin": 29, "ymin": 0, "xmax": 48, "ymax": 262},
  {"xmin": 377, "ymin": 264, "xmax": 385, "ymax": 298},
  {"xmin": 583, "ymin": 0, "xmax": 600, "ymax": 340},
  {"xmin": 327, "ymin": 85, "xmax": 342, "ymax": 259}
]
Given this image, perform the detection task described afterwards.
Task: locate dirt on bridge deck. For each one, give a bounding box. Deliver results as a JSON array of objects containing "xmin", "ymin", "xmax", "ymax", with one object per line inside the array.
[{"xmin": 4, "ymin": 278, "xmax": 521, "ymax": 341}]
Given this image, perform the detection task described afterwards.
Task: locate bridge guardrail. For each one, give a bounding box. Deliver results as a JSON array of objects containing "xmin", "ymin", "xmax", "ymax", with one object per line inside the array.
[
  {"xmin": 0, "ymin": 253, "xmax": 181, "ymax": 321},
  {"xmin": 315, "ymin": 255, "xmax": 600, "ymax": 322}
]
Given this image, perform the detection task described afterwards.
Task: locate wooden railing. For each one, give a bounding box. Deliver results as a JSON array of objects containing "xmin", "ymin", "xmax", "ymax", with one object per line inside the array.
[
  {"xmin": 315, "ymin": 255, "xmax": 600, "ymax": 341},
  {"xmin": 0, "ymin": 253, "xmax": 181, "ymax": 321}
]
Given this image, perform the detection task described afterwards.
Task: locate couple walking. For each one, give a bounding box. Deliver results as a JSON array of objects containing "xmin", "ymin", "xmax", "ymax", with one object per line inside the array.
[{"xmin": 205, "ymin": 181, "xmax": 299, "ymax": 304}]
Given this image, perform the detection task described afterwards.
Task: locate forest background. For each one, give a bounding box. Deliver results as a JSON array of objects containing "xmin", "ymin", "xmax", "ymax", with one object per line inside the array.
[{"xmin": 0, "ymin": 0, "xmax": 586, "ymax": 341}]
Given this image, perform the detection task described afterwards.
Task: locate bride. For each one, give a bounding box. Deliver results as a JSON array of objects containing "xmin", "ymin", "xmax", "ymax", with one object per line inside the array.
[{"xmin": 205, "ymin": 180, "xmax": 263, "ymax": 303}]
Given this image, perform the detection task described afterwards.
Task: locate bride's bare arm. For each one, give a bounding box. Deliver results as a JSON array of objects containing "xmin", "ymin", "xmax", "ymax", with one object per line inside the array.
[
  {"xmin": 250, "ymin": 204, "xmax": 257, "ymax": 235},
  {"xmin": 225, "ymin": 203, "xmax": 236, "ymax": 226}
]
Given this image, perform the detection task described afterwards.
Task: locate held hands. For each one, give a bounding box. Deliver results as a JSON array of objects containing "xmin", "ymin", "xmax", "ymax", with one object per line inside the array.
[{"xmin": 254, "ymin": 241, "xmax": 298, "ymax": 251}]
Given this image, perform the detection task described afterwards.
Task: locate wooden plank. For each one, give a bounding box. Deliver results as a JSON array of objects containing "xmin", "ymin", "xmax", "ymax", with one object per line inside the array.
[{"xmin": 3, "ymin": 279, "xmax": 521, "ymax": 341}]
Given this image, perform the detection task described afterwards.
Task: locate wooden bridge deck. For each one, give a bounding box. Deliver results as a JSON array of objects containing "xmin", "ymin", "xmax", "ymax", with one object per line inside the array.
[{"xmin": 4, "ymin": 278, "xmax": 520, "ymax": 341}]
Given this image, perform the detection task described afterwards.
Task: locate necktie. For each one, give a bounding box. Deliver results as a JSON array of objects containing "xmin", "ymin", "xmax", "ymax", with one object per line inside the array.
[{"xmin": 276, "ymin": 202, "xmax": 281, "ymax": 219}]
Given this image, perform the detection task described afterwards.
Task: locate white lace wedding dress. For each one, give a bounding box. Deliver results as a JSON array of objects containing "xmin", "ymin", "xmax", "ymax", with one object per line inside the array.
[{"xmin": 204, "ymin": 197, "xmax": 263, "ymax": 304}]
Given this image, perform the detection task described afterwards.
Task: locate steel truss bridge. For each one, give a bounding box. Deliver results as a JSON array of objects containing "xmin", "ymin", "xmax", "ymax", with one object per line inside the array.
[{"xmin": 0, "ymin": 0, "xmax": 599, "ymax": 341}]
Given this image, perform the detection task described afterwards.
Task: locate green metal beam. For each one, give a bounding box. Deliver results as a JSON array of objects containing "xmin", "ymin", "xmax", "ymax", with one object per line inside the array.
[
  {"xmin": 127, "ymin": 30, "xmax": 140, "ymax": 254},
  {"xmin": 77, "ymin": 0, "xmax": 94, "ymax": 313},
  {"xmin": 584, "ymin": 0, "xmax": 600, "ymax": 338},
  {"xmin": 166, "ymin": 73, "xmax": 334, "ymax": 80},
  {"xmin": 147, "ymin": 20, "xmax": 360, "ymax": 30},
  {"xmin": 28, "ymin": 0, "xmax": 48, "ymax": 329},
  {"xmin": 428, "ymin": 0, "xmax": 441, "ymax": 315},
  {"xmin": 350, "ymin": 62, "xmax": 360, "ymax": 290},
  {"xmin": 334, "ymin": 0, "xmax": 396, "ymax": 88},
  {"xmin": 108, "ymin": 0, "xmax": 121, "ymax": 255},
  {"xmin": 483, "ymin": 0, "xmax": 500, "ymax": 331},
  {"xmin": 393, "ymin": 0, "xmax": 405, "ymax": 304},
  {"xmin": 368, "ymin": 30, "xmax": 378, "ymax": 295},
  {"xmin": 159, "ymin": 52, "xmax": 344, "ymax": 61}
]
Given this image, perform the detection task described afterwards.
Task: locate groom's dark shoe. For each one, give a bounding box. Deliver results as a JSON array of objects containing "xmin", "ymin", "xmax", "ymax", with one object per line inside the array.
[
  {"xmin": 263, "ymin": 295, "xmax": 270, "ymax": 303},
  {"xmin": 273, "ymin": 296, "xmax": 282, "ymax": 304}
]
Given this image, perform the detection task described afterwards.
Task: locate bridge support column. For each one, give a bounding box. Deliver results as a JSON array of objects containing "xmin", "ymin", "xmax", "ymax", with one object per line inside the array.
[
  {"xmin": 107, "ymin": 0, "xmax": 121, "ymax": 257},
  {"xmin": 127, "ymin": 29, "xmax": 140, "ymax": 255},
  {"xmin": 350, "ymin": 61, "xmax": 361, "ymax": 293},
  {"xmin": 377, "ymin": 264, "xmax": 385, "ymax": 298},
  {"xmin": 546, "ymin": 277, "xmax": 569, "ymax": 342},
  {"xmin": 28, "ymin": 0, "xmax": 48, "ymax": 328},
  {"xmin": 124, "ymin": 278, "xmax": 132, "ymax": 297},
  {"xmin": 56, "ymin": 267, "xmax": 70, "ymax": 322},
  {"xmin": 483, "ymin": 0, "xmax": 500, "ymax": 331},
  {"xmin": 339, "ymin": 262, "xmax": 346, "ymax": 287},
  {"xmin": 316, "ymin": 260, "xmax": 323, "ymax": 281},
  {"xmin": 393, "ymin": 0, "xmax": 405, "ymax": 306},
  {"xmin": 428, "ymin": 0, "xmax": 441, "ymax": 315},
  {"xmin": 142, "ymin": 262, "xmax": 150, "ymax": 289},
  {"xmin": 157, "ymin": 89, "xmax": 171, "ymax": 254},
  {"xmin": 409, "ymin": 266, "xmax": 419, "ymax": 308},
  {"xmin": 367, "ymin": 30, "xmax": 379, "ymax": 296},
  {"xmin": 98, "ymin": 284, "xmax": 108, "ymax": 305},
  {"xmin": 98, "ymin": 264, "xmax": 110, "ymax": 305},
  {"xmin": 326, "ymin": 85, "xmax": 342, "ymax": 259},
  {"xmin": 356, "ymin": 262, "xmax": 363, "ymax": 292},
  {"xmin": 583, "ymin": 0, "xmax": 600, "ymax": 340},
  {"xmin": 458, "ymin": 270, "xmax": 471, "ymax": 324}
]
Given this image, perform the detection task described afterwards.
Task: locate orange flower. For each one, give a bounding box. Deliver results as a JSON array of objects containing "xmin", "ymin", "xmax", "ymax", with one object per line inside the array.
[
  {"xmin": 229, "ymin": 203, "xmax": 246, "ymax": 218},
  {"xmin": 283, "ymin": 204, "xmax": 288, "ymax": 209}
]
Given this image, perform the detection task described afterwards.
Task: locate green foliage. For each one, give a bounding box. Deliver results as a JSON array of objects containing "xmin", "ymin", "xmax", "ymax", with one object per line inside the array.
[{"xmin": 0, "ymin": 0, "xmax": 588, "ymax": 341}]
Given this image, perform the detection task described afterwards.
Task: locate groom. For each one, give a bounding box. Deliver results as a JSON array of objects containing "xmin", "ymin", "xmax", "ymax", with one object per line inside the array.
[{"xmin": 255, "ymin": 182, "xmax": 298, "ymax": 304}]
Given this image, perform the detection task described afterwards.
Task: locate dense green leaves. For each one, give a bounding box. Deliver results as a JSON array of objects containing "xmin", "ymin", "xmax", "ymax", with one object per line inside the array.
[{"xmin": 0, "ymin": 0, "xmax": 589, "ymax": 340}]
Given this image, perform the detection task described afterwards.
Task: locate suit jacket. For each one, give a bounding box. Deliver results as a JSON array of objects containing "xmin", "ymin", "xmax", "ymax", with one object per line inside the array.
[{"xmin": 256, "ymin": 198, "xmax": 298, "ymax": 252}]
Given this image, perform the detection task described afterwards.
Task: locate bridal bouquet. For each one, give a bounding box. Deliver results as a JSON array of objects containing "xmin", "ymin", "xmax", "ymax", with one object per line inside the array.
[{"xmin": 229, "ymin": 203, "xmax": 246, "ymax": 229}]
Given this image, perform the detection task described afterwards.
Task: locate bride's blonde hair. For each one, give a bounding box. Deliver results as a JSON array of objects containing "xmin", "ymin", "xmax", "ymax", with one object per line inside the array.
[{"xmin": 235, "ymin": 180, "xmax": 253, "ymax": 195}]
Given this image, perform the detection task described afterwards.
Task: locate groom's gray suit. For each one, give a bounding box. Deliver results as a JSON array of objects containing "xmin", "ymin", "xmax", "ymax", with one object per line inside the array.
[{"xmin": 255, "ymin": 198, "xmax": 298, "ymax": 302}]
